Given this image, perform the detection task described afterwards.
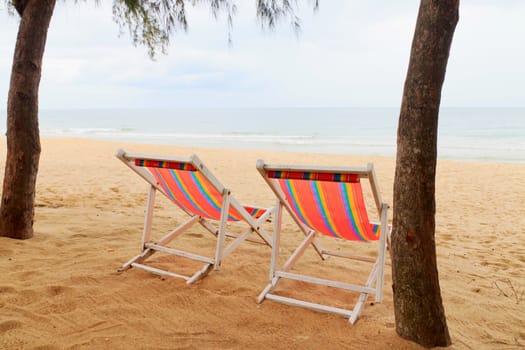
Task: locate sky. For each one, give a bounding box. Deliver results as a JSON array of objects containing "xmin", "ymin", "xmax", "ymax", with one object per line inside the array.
[{"xmin": 0, "ymin": 1, "xmax": 524, "ymax": 109}]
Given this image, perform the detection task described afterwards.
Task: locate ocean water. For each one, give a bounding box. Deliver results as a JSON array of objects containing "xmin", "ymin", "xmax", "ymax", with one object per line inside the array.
[{"xmin": 1, "ymin": 107, "xmax": 524, "ymax": 163}]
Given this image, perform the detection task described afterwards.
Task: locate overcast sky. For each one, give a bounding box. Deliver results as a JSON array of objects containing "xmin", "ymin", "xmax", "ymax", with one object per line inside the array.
[{"xmin": 0, "ymin": 1, "xmax": 524, "ymax": 109}]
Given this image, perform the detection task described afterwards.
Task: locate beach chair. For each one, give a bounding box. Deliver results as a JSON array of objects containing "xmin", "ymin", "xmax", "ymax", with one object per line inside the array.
[
  {"xmin": 256, "ymin": 160, "xmax": 389, "ymax": 324},
  {"xmin": 116, "ymin": 149, "xmax": 274, "ymax": 284}
]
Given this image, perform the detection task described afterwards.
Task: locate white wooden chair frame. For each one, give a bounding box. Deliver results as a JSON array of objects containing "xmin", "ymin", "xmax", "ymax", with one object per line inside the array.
[
  {"xmin": 256, "ymin": 160, "xmax": 389, "ymax": 324},
  {"xmin": 116, "ymin": 149, "xmax": 274, "ymax": 284}
]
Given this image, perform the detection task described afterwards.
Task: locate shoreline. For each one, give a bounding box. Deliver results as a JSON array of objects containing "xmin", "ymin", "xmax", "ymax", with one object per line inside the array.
[
  {"xmin": 25, "ymin": 135, "xmax": 525, "ymax": 165},
  {"xmin": 1, "ymin": 137, "xmax": 524, "ymax": 349},
  {"xmin": 3, "ymin": 105, "xmax": 524, "ymax": 164}
]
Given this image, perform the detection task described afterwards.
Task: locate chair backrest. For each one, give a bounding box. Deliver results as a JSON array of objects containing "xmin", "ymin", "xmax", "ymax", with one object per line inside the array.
[
  {"xmin": 259, "ymin": 162, "xmax": 384, "ymax": 241},
  {"xmin": 117, "ymin": 150, "xmax": 262, "ymax": 221}
]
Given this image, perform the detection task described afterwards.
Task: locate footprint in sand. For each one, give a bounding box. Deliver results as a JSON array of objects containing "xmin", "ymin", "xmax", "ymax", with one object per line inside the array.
[
  {"xmin": 0, "ymin": 320, "xmax": 22, "ymax": 333},
  {"xmin": 0, "ymin": 285, "xmax": 16, "ymax": 293},
  {"xmin": 45, "ymin": 285, "xmax": 72, "ymax": 297}
]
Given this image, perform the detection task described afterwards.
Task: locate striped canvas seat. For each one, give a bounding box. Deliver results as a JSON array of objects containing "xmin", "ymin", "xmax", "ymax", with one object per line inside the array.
[
  {"xmin": 257, "ymin": 161, "xmax": 390, "ymax": 324},
  {"xmin": 267, "ymin": 170, "xmax": 381, "ymax": 241},
  {"xmin": 138, "ymin": 160, "xmax": 268, "ymax": 221},
  {"xmin": 116, "ymin": 149, "xmax": 274, "ymax": 284}
]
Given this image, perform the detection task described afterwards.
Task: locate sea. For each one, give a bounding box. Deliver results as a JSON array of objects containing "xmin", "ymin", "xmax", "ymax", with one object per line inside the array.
[{"xmin": 1, "ymin": 107, "xmax": 524, "ymax": 163}]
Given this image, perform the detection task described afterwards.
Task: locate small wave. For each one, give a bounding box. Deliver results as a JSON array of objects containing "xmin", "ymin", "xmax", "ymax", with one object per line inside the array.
[
  {"xmin": 0, "ymin": 106, "xmax": 521, "ymax": 163},
  {"xmin": 43, "ymin": 127, "xmax": 125, "ymax": 135}
]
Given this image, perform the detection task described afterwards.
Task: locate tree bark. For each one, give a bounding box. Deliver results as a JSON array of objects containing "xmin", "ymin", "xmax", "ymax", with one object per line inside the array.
[
  {"xmin": 0, "ymin": 0, "xmax": 56, "ymax": 239},
  {"xmin": 392, "ymin": 0, "xmax": 458, "ymax": 347}
]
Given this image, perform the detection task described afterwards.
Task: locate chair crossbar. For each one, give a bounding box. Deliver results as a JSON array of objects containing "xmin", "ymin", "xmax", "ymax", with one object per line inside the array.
[
  {"xmin": 321, "ymin": 250, "xmax": 378, "ymax": 264},
  {"xmin": 187, "ymin": 264, "xmax": 213, "ymax": 284},
  {"xmin": 265, "ymin": 293, "xmax": 354, "ymax": 319},
  {"xmin": 228, "ymin": 196, "xmax": 273, "ymax": 246},
  {"xmin": 145, "ymin": 243, "xmax": 215, "ymax": 265},
  {"xmin": 156, "ymin": 216, "xmax": 201, "ymax": 246},
  {"xmin": 222, "ymin": 228, "xmax": 256, "ymax": 258},
  {"xmin": 275, "ymin": 271, "xmax": 377, "ymax": 295},
  {"xmin": 257, "ymin": 281, "xmax": 276, "ymax": 303},
  {"xmin": 282, "ymin": 230, "xmax": 317, "ymax": 272},
  {"xmin": 120, "ymin": 248, "xmax": 154, "ymax": 271},
  {"xmin": 131, "ymin": 263, "xmax": 191, "ymax": 281},
  {"xmin": 199, "ymin": 219, "xmax": 220, "ymax": 236},
  {"xmin": 226, "ymin": 232, "xmax": 267, "ymax": 245},
  {"xmin": 200, "ymin": 217, "xmax": 267, "ymax": 245}
]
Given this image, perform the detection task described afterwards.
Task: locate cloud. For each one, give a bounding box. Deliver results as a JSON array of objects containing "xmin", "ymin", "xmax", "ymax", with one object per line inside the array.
[
  {"xmin": 1, "ymin": 1, "xmax": 524, "ymax": 109},
  {"xmin": 442, "ymin": 1, "xmax": 525, "ymax": 106}
]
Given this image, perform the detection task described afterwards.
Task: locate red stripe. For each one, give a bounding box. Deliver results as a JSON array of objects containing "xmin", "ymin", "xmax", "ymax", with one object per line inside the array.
[
  {"xmin": 350, "ymin": 182, "xmax": 376, "ymax": 240},
  {"xmin": 321, "ymin": 182, "xmax": 355, "ymax": 239}
]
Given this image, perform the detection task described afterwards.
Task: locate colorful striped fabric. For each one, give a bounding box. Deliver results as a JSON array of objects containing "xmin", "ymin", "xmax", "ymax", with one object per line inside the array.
[
  {"xmin": 273, "ymin": 177, "xmax": 380, "ymax": 241},
  {"xmin": 243, "ymin": 205, "xmax": 267, "ymax": 219},
  {"xmin": 135, "ymin": 159, "xmax": 197, "ymax": 171},
  {"xmin": 139, "ymin": 163, "xmax": 265, "ymax": 221},
  {"xmin": 267, "ymin": 170, "xmax": 359, "ymax": 183}
]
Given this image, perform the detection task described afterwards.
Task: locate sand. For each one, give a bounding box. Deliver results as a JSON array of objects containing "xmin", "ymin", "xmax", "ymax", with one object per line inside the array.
[{"xmin": 0, "ymin": 137, "xmax": 524, "ymax": 349}]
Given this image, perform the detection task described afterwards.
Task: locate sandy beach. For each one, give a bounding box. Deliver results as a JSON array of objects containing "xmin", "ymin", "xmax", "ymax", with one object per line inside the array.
[{"xmin": 0, "ymin": 137, "xmax": 524, "ymax": 349}]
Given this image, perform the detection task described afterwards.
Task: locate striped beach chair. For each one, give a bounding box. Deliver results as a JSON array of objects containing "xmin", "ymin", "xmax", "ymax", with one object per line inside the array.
[
  {"xmin": 256, "ymin": 160, "xmax": 389, "ymax": 324},
  {"xmin": 116, "ymin": 149, "xmax": 274, "ymax": 284}
]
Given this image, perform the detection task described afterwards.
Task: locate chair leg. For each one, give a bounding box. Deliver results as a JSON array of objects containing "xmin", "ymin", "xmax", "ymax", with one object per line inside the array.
[
  {"xmin": 214, "ymin": 189, "xmax": 231, "ymax": 270},
  {"xmin": 375, "ymin": 203, "xmax": 389, "ymax": 302},
  {"xmin": 269, "ymin": 201, "xmax": 282, "ymax": 279},
  {"xmin": 119, "ymin": 185, "xmax": 156, "ymax": 273},
  {"xmin": 141, "ymin": 185, "xmax": 156, "ymax": 249}
]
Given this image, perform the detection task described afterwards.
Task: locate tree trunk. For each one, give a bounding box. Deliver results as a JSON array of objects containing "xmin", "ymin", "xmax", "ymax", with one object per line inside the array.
[
  {"xmin": 0, "ymin": 0, "xmax": 56, "ymax": 239},
  {"xmin": 391, "ymin": 0, "xmax": 458, "ymax": 347}
]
